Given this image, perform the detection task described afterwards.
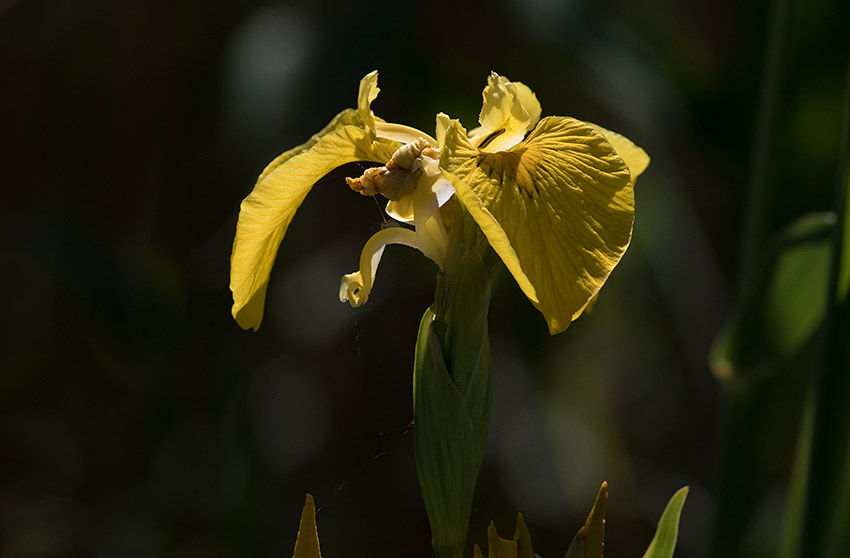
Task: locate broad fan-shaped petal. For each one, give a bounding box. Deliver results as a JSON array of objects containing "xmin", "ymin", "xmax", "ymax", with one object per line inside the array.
[
  {"xmin": 441, "ymin": 116, "xmax": 634, "ymax": 334},
  {"xmin": 230, "ymin": 124, "xmax": 398, "ymax": 330},
  {"xmin": 589, "ymin": 123, "xmax": 650, "ymax": 186}
]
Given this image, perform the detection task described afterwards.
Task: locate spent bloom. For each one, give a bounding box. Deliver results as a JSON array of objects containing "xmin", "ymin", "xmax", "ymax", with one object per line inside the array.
[{"xmin": 230, "ymin": 71, "xmax": 648, "ymax": 334}]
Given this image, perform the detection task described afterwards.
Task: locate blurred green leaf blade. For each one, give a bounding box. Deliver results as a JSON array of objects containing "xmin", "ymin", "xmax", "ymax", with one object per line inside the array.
[
  {"xmin": 642, "ymin": 487, "xmax": 689, "ymax": 558},
  {"xmin": 564, "ymin": 533, "xmax": 584, "ymax": 558},
  {"xmin": 710, "ymin": 212, "xmax": 835, "ymax": 381}
]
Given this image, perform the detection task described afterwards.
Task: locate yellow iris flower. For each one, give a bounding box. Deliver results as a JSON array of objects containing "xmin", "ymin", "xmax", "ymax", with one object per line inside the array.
[{"xmin": 230, "ymin": 71, "xmax": 648, "ymax": 334}]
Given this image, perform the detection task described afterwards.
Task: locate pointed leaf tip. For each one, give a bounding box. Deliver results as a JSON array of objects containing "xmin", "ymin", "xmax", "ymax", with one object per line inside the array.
[
  {"xmin": 477, "ymin": 514, "xmax": 536, "ymax": 558},
  {"xmin": 642, "ymin": 487, "xmax": 689, "ymax": 558},
  {"xmin": 563, "ymin": 481, "xmax": 608, "ymax": 558},
  {"xmin": 582, "ymin": 482, "xmax": 608, "ymax": 558},
  {"xmin": 293, "ymin": 493, "xmax": 321, "ymax": 558},
  {"xmin": 515, "ymin": 513, "xmax": 535, "ymax": 558}
]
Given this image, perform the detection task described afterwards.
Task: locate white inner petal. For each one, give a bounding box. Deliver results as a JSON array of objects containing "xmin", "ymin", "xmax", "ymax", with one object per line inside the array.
[
  {"xmin": 339, "ymin": 226, "xmax": 418, "ymax": 307},
  {"xmin": 375, "ymin": 122, "xmax": 438, "ymax": 146}
]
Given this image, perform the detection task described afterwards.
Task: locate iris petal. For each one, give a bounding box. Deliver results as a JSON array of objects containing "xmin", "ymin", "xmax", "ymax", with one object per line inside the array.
[
  {"xmin": 375, "ymin": 121, "xmax": 438, "ymax": 146},
  {"xmin": 469, "ymin": 73, "xmax": 542, "ymax": 153},
  {"xmin": 441, "ymin": 117, "xmax": 635, "ymax": 334},
  {"xmin": 230, "ymin": 124, "xmax": 398, "ymax": 331},
  {"xmin": 230, "ymin": 71, "xmax": 403, "ymax": 331},
  {"xmin": 589, "ymin": 123, "xmax": 650, "ymax": 186},
  {"xmin": 339, "ymin": 226, "xmax": 419, "ymax": 306},
  {"xmin": 357, "ymin": 70, "xmax": 380, "ymax": 135}
]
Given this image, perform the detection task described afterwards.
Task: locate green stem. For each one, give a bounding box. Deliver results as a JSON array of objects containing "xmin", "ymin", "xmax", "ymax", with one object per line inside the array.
[
  {"xmin": 797, "ymin": 50, "xmax": 850, "ymax": 558},
  {"xmin": 710, "ymin": 381, "xmax": 759, "ymax": 558},
  {"xmin": 739, "ymin": 0, "xmax": 791, "ymax": 281},
  {"xmin": 711, "ymin": 0, "xmax": 792, "ymax": 554},
  {"xmin": 779, "ymin": 381, "xmax": 814, "ymax": 558},
  {"xmin": 414, "ymin": 197, "xmax": 495, "ymax": 558}
]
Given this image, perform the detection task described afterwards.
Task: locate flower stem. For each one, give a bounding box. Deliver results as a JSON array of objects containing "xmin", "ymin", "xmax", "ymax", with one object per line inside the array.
[{"xmin": 413, "ymin": 197, "xmax": 497, "ymax": 558}]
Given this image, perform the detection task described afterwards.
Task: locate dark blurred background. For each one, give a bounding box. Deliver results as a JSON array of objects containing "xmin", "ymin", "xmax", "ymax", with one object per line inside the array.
[{"xmin": 1, "ymin": 0, "xmax": 847, "ymax": 556}]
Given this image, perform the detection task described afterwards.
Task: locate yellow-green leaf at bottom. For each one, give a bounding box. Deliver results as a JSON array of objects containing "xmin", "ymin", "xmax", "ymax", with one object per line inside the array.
[
  {"xmin": 230, "ymin": 123, "xmax": 398, "ymax": 331},
  {"xmin": 293, "ymin": 494, "xmax": 321, "ymax": 558},
  {"xmin": 473, "ymin": 513, "xmax": 535, "ymax": 558},
  {"xmin": 582, "ymin": 482, "xmax": 608, "ymax": 558},
  {"xmin": 642, "ymin": 487, "xmax": 689, "ymax": 558},
  {"xmin": 441, "ymin": 117, "xmax": 634, "ymax": 334},
  {"xmin": 564, "ymin": 481, "xmax": 608, "ymax": 558}
]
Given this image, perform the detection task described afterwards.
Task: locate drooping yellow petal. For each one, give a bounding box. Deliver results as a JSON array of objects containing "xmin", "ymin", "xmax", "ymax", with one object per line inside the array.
[
  {"xmin": 230, "ymin": 124, "xmax": 398, "ymax": 330},
  {"xmin": 441, "ymin": 117, "xmax": 634, "ymax": 335},
  {"xmin": 589, "ymin": 124, "xmax": 650, "ymax": 186},
  {"xmin": 256, "ymin": 108, "xmax": 359, "ymax": 186},
  {"xmin": 256, "ymin": 69, "xmax": 389, "ymax": 186},
  {"xmin": 293, "ymin": 494, "xmax": 321, "ymax": 558}
]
